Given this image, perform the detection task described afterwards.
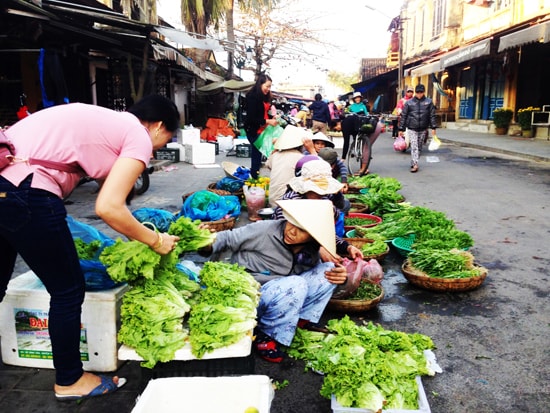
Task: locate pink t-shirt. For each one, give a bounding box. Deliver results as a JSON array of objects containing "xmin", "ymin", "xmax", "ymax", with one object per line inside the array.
[{"xmin": 1, "ymin": 103, "xmax": 152, "ymax": 198}]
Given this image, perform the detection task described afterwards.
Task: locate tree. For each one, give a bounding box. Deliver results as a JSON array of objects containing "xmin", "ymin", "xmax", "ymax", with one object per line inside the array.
[
  {"xmin": 328, "ymin": 71, "xmax": 361, "ymax": 95},
  {"xmin": 233, "ymin": 2, "xmax": 322, "ymax": 79}
]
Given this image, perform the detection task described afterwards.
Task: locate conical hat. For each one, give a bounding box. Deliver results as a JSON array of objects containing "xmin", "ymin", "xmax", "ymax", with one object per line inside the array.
[
  {"xmin": 276, "ymin": 199, "xmax": 337, "ymax": 258},
  {"xmin": 274, "ymin": 125, "xmax": 306, "ymax": 151},
  {"xmin": 312, "ymin": 132, "xmax": 335, "ymax": 148}
]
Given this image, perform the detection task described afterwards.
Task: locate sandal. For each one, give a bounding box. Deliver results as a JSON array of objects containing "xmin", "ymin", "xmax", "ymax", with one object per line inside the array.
[
  {"xmin": 55, "ymin": 375, "xmax": 127, "ymax": 401},
  {"xmin": 255, "ymin": 331, "xmax": 285, "ymax": 363},
  {"xmin": 297, "ymin": 319, "xmax": 330, "ymax": 334},
  {"xmin": 410, "ymin": 164, "xmax": 418, "ymax": 173}
]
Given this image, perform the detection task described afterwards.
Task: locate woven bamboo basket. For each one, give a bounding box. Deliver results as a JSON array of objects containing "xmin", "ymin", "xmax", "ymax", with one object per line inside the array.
[
  {"xmin": 346, "ymin": 238, "xmax": 390, "ymax": 261},
  {"xmin": 349, "ymin": 202, "xmax": 369, "ymax": 214},
  {"xmin": 402, "ymin": 260, "xmax": 488, "ymax": 292},
  {"xmin": 207, "ymin": 182, "xmax": 244, "ymax": 199},
  {"xmin": 328, "ymin": 282, "xmax": 384, "ymax": 312},
  {"xmin": 202, "ymin": 216, "xmax": 236, "ymax": 232}
]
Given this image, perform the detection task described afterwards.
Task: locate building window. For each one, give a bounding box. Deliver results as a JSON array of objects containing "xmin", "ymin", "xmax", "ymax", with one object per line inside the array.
[{"xmin": 432, "ymin": 0, "xmax": 445, "ymax": 37}]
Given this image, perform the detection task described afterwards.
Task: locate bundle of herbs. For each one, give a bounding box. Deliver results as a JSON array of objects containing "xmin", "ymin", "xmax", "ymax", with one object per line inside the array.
[
  {"xmin": 347, "ymin": 174, "xmax": 404, "ymax": 215},
  {"xmin": 407, "ymin": 249, "xmax": 485, "ymax": 279},
  {"xmin": 357, "ymin": 206, "xmax": 473, "ymax": 251}
]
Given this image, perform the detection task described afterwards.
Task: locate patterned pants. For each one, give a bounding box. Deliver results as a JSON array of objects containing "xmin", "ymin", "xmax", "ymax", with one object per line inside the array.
[
  {"xmin": 407, "ymin": 129, "xmax": 427, "ymax": 166},
  {"xmin": 256, "ymin": 261, "xmax": 336, "ymax": 346}
]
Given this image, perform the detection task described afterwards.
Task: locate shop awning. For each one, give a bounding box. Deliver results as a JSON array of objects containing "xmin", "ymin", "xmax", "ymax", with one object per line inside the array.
[
  {"xmin": 498, "ymin": 21, "xmax": 550, "ymax": 52},
  {"xmin": 155, "ymin": 27, "xmax": 224, "ymax": 51},
  {"xmin": 410, "ymin": 60, "xmax": 441, "ymax": 77},
  {"xmin": 196, "ymin": 80, "xmax": 254, "ymax": 95},
  {"xmin": 440, "ymin": 38, "xmax": 491, "ymax": 69},
  {"xmin": 151, "ymin": 44, "xmax": 222, "ymax": 82}
]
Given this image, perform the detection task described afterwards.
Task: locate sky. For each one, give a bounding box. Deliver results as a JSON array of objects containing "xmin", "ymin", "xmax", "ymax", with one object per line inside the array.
[{"xmin": 157, "ymin": 0, "xmax": 403, "ymax": 96}]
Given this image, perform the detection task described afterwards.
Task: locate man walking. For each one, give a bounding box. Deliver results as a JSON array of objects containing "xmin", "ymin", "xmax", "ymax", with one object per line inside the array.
[
  {"xmin": 398, "ymin": 84, "xmax": 437, "ymax": 172},
  {"xmin": 309, "ymin": 93, "xmax": 331, "ymax": 134}
]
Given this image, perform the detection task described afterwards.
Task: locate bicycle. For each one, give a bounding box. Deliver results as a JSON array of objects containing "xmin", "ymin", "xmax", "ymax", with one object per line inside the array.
[{"xmin": 346, "ymin": 114, "xmax": 381, "ymax": 175}]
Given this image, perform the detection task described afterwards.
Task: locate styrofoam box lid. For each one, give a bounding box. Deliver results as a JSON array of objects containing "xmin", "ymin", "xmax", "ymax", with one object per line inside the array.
[
  {"xmin": 118, "ymin": 330, "xmax": 252, "ymax": 361},
  {"xmin": 6, "ymin": 271, "xmax": 127, "ymax": 301},
  {"xmin": 132, "ymin": 375, "xmax": 274, "ymax": 413},
  {"xmin": 331, "ymin": 376, "xmax": 430, "ymax": 413}
]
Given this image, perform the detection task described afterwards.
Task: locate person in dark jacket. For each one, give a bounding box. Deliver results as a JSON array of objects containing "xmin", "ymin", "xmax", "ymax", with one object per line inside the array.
[
  {"xmin": 398, "ymin": 84, "xmax": 437, "ymax": 173},
  {"xmin": 309, "ymin": 93, "xmax": 331, "ymax": 134},
  {"xmin": 244, "ymin": 74, "xmax": 279, "ymax": 179}
]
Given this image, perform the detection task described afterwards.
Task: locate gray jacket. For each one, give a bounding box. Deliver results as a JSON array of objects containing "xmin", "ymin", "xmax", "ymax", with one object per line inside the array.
[{"xmin": 212, "ymin": 220, "xmax": 321, "ymax": 284}]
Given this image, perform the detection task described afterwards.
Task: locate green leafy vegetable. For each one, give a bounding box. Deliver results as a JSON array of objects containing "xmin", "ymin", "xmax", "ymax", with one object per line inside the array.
[
  {"xmin": 99, "ymin": 239, "xmax": 161, "ymax": 282},
  {"xmin": 188, "ymin": 262, "xmax": 260, "ymax": 358},
  {"xmin": 74, "ymin": 238, "xmax": 102, "ymax": 260},
  {"xmin": 168, "ymin": 216, "xmax": 216, "ymax": 255}
]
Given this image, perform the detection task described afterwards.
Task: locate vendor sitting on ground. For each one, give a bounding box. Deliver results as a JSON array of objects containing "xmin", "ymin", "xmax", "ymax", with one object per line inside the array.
[
  {"xmin": 272, "ymin": 158, "xmax": 360, "ymax": 263},
  {"xmin": 265, "ymin": 125, "xmax": 315, "ymax": 208},
  {"xmin": 199, "ymin": 199, "xmax": 349, "ymax": 363}
]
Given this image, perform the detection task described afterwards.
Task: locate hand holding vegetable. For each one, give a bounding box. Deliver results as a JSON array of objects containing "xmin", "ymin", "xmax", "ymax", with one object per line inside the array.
[
  {"xmin": 150, "ymin": 231, "xmax": 179, "ymax": 255},
  {"xmin": 324, "ymin": 263, "xmax": 347, "ymax": 285}
]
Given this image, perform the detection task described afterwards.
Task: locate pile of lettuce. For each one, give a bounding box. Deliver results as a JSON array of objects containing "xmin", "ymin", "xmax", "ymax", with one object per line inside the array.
[
  {"xmin": 188, "ymin": 262, "xmax": 260, "ymax": 358},
  {"xmin": 99, "ymin": 237, "xmax": 260, "ymax": 367},
  {"xmin": 287, "ymin": 316, "xmax": 436, "ymax": 411},
  {"xmin": 100, "ymin": 239, "xmax": 200, "ymax": 368}
]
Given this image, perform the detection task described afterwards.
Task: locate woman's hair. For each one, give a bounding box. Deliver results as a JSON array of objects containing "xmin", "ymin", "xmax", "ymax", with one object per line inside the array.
[
  {"xmin": 248, "ymin": 73, "xmax": 272, "ymax": 102},
  {"xmin": 127, "ymin": 95, "xmax": 180, "ymax": 132},
  {"xmin": 314, "ymin": 93, "xmax": 322, "ymax": 101}
]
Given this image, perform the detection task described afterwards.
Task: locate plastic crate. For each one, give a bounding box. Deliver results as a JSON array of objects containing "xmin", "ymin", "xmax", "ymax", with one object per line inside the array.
[
  {"xmin": 236, "ymin": 144, "xmax": 251, "ymax": 158},
  {"xmin": 154, "ymin": 148, "xmax": 180, "ymax": 163}
]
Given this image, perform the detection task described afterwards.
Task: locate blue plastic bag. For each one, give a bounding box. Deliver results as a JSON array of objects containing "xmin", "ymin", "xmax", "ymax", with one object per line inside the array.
[
  {"xmin": 132, "ymin": 207, "xmax": 176, "ymax": 232},
  {"xmin": 66, "ymin": 216, "xmax": 119, "ymax": 291},
  {"xmin": 216, "ymin": 176, "xmax": 244, "ymax": 193},
  {"xmin": 179, "ymin": 191, "xmax": 241, "ymax": 221}
]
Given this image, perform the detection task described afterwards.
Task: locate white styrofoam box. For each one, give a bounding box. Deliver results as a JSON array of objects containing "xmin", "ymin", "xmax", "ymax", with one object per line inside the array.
[
  {"xmin": 179, "ymin": 127, "xmax": 201, "ymax": 145},
  {"xmin": 118, "ymin": 331, "xmax": 252, "ymax": 361},
  {"xmin": 0, "ymin": 271, "xmax": 128, "ymax": 372},
  {"xmin": 331, "ymin": 376, "xmax": 430, "ymax": 413},
  {"xmin": 132, "ymin": 375, "xmax": 274, "ymax": 413},
  {"xmin": 166, "ymin": 142, "xmax": 185, "ymax": 160},
  {"xmin": 217, "ymin": 135, "xmax": 234, "ymax": 152},
  {"xmin": 184, "ymin": 143, "xmax": 216, "ymax": 165}
]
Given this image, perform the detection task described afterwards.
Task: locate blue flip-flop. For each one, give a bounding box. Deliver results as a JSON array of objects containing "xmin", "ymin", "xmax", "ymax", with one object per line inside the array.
[{"xmin": 55, "ymin": 376, "xmax": 127, "ymax": 401}]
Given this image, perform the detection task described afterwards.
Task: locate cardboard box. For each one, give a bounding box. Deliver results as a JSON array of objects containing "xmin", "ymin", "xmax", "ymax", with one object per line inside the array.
[
  {"xmin": 184, "ymin": 143, "xmax": 216, "ymax": 165},
  {"xmin": 331, "ymin": 376, "xmax": 430, "ymax": 413},
  {"xmin": 0, "ymin": 271, "xmax": 128, "ymax": 372},
  {"xmin": 179, "ymin": 128, "xmax": 201, "ymax": 146},
  {"xmin": 132, "ymin": 375, "xmax": 274, "ymax": 413}
]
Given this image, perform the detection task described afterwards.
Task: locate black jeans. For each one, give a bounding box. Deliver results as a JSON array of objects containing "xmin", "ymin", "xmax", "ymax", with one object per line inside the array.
[{"xmin": 0, "ymin": 175, "xmax": 85, "ymax": 386}]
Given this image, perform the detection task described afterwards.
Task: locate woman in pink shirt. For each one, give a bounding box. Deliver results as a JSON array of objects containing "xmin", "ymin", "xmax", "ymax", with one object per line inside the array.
[{"xmin": 0, "ymin": 95, "xmax": 180, "ymax": 401}]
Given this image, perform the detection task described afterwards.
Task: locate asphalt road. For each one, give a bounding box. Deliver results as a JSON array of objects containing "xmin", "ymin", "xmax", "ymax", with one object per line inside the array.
[{"xmin": 5, "ymin": 133, "xmax": 550, "ymax": 413}]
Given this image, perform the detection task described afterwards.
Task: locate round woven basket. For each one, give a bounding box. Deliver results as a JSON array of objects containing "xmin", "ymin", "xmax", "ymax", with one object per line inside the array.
[
  {"xmin": 206, "ymin": 182, "xmax": 231, "ymax": 196},
  {"xmin": 328, "ymin": 283, "xmax": 384, "ymax": 312},
  {"xmin": 346, "ymin": 238, "xmax": 390, "ymax": 261},
  {"xmin": 207, "ymin": 182, "xmax": 244, "ymax": 199},
  {"xmin": 202, "ymin": 216, "xmax": 236, "ymax": 232},
  {"xmin": 349, "ymin": 202, "xmax": 369, "ymax": 214},
  {"xmin": 401, "ymin": 261, "xmax": 488, "ymax": 292}
]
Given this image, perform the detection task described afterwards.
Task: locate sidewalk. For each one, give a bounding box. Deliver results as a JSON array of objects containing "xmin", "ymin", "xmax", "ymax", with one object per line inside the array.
[{"xmin": 436, "ymin": 128, "xmax": 550, "ymax": 163}]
